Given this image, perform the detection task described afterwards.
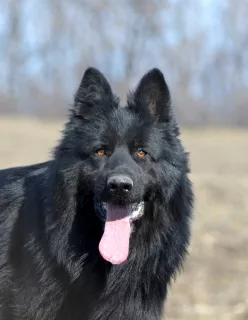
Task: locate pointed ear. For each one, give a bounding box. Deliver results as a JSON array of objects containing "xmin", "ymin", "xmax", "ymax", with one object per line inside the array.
[
  {"xmin": 73, "ymin": 67, "xmax": 116, "ymax": 117},
  {"xmin": 128, "ymin": 68, "xmax": 171, "ymax": 122}
]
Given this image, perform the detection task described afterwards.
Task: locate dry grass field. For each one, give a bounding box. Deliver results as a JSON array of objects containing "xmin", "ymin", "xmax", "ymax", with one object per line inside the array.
[{"xmin": 0, "ymin": 116, "xmax": 248, "ymax": 320}]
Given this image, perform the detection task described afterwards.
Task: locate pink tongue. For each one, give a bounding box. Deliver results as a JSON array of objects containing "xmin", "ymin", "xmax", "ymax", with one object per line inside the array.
[{"xmin": 99, "ymin": 204, "xmax": 131, "ymax": 265}]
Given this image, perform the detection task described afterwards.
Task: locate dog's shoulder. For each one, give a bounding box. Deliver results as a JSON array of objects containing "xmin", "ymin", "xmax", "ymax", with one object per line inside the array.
[
  {"xmin": 0, "ymin": 161, "xmax": 51, "ymax": 214},
  {"xmin": 0, "ymin": 161, "xmax": 49, "ymax": 183}
]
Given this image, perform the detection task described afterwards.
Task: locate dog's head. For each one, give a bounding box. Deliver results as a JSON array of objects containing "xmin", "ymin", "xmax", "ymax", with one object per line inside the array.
[{"xmin": 59, "ymin": 67, "xmax": 187, "ymax": 264}]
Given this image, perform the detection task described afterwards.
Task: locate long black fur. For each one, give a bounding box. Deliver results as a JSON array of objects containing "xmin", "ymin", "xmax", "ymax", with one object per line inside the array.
[{"xmin": 0, "ymin": 67, "xmax": 193, "ymax": 320}]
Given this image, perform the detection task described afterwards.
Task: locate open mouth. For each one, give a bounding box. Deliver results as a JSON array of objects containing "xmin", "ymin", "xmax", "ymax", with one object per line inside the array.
[
  {"xmin": 101, "ymin": 202, "xmax": 144, "ymax": 222},
  {"xmin": 95, "ymin": 201, "xmax": 144, "ymax": 265}
]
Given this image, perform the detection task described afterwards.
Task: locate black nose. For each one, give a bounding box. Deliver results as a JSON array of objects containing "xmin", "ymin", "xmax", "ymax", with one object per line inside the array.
[{"xmin": 107, "ymin": 175, "xmax": 133, "ymax": 194}]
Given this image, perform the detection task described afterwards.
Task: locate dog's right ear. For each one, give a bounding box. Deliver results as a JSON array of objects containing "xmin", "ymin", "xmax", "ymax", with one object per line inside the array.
[{"xmin": 73, "ymin": 67, "xmax": 116, "ymax": 118}]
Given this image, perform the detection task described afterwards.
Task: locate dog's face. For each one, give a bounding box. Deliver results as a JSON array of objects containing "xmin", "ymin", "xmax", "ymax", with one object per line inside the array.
[
  {"xmin": 79, "ymin": 109, "xmax": 157, "ymax": 205},
  {"xmin": 61, "ymin": 68, "xmax": 186, "ymax": 264}
]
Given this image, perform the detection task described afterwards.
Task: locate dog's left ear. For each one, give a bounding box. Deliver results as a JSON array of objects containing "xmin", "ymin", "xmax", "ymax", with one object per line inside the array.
[
  {"xmin": 129, "ymin": 68, "xmax": 171, "ymax": 122},
  {"xmin": 73, "ymin": 67, "xmax": 116, "ymax": 117}
]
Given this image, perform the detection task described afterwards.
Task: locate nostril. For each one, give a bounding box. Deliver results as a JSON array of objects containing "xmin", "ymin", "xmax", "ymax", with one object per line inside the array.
[
  {"xmin": 123, "ymin": 183, "xmax": 132, "ymax": 192},
  {"xmin": 109, "ymin": 182, "xmax": 117, "ymax": 191}
]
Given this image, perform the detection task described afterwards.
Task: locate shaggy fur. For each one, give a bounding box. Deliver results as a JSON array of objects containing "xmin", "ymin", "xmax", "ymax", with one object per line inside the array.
[{"xmin": 0, "ymin": 67, "xmax": 193, "ymax": 320}]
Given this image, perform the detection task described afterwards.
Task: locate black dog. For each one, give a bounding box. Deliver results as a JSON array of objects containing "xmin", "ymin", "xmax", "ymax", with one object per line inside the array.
[{"xmin": 0, "ymin": 68, "xmax": 193, "ymax": 319}]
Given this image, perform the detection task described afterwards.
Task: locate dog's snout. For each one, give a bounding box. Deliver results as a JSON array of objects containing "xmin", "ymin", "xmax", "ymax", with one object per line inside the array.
[{"xmin": 107, "ymin": 175, "xmax": 133, "ymax": 194}]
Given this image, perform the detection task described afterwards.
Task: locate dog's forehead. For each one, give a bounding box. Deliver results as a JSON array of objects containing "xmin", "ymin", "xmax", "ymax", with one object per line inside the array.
[
  {"xmin": 109, "ymin": 108, "xmax": 138, "ymax": 134},
  {"xmin": 102, "ymin": 108, "xmax": 157, "ymax": 148}
]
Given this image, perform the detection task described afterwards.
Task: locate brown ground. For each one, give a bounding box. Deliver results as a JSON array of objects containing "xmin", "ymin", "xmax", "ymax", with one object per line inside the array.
[{"xmin": 0, "ymin": 116, "xmax": 247, "ymax": 320}]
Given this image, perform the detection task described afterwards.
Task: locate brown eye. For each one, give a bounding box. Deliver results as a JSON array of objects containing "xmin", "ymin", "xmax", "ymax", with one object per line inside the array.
[
  {"xmin": 96, "ymin": 149, "xmax": 105, "ymax": 157},
  {"xmin": 137, "ymin": 150, "xmax": 147, "ymax": 159}
]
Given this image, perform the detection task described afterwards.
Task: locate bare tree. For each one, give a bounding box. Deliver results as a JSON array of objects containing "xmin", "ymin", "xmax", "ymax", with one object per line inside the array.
[{"xmin": 0, "ymin": 0, "xmax": 248, "ymax": 126}]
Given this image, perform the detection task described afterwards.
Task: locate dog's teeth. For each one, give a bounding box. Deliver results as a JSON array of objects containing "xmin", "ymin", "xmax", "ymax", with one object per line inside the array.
[{"xmin": 130, "ymin": 202, "xmax": 144, "ymax": 221}]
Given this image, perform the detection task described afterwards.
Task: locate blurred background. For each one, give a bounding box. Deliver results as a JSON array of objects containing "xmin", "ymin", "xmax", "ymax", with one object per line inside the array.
[{"xmin": 0, "ymin": 1, "xmax": 247, "ymax": 319}]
